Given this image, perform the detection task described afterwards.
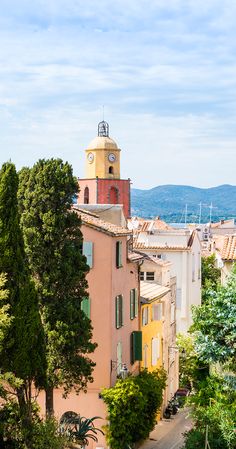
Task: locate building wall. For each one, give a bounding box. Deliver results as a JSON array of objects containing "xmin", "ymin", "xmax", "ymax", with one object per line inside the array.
[
  {"xmin": 85, "ymin": 147, "xmax": 121, "ymax": 179},
  {"xmin": 77, "ymin": 178, "xmax": 131, "ymax": 219},
  {"xmin": 140, "ymin": 302, "xmax": 163, "ymax": 372},
  {"xmin": 136, "ymin": 245, "xmax": 201, "ymax": 334},
  {"xmin": 77, "ymin": 178, "xmax": 98, "ymax": 204},
  {"xmin": 41, "ymin": 224, "xmax": 140, "ymax": 449}
]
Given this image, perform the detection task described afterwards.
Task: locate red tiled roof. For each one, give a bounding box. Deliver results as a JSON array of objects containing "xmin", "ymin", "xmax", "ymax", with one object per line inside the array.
[
  {"xmin": 134, "ymin": 242, "xmax": 189, "ymax": 251},
  {"xmin": 73, "ymin": 206, "xmax": 131, "ymax": 237},
  {"xmin": 128, "ymin": 251, "xmax": 145, "ymax": 262},
  {"xmin": 220, "ymin": 234, "xmax": 236, "ymax": 260}
]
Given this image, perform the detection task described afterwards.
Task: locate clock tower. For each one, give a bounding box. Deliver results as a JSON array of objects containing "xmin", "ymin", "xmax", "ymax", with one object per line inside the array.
[{"xmin": 77, "ymin": 121, "xmax": 131, "ymax": 218}]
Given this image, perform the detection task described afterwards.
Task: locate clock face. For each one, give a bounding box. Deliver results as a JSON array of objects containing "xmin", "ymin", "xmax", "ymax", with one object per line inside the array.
[
  {"xmin": 87, "ymin": 152, "xmax": 94, "ymax": 163},
  {"xmin": 108, "ymin": 153, "xmax": 116, "ymax": 163}
]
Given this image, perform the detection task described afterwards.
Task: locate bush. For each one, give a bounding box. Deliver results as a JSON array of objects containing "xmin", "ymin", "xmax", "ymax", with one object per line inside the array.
[
  {"xmin": 0, "ymin": 401, "xmax": 67, "ymax": 449},
  {"xmin": 102, "ymin": 369, "xmax": 166, "ymax": 449}
]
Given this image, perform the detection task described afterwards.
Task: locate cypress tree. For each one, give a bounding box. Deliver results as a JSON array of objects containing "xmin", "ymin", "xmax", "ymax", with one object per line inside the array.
[
  {"xmin": 0, "ymin": 162, "xmax": 46, "ymax": 447},
  {"xmin": 18, "ymin": 158, "xmax": 96, "ymax": 415}
]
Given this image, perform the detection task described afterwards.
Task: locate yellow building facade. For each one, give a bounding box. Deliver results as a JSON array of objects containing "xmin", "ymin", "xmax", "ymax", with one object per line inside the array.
[{"xmin": 140, "ymin": 282, "xmax": 170, "ymax": 372}]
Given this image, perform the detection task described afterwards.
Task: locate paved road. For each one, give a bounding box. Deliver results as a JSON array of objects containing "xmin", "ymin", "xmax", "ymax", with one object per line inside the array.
[{"xmin": 139, "ymin": 408, "xmax": 192, "ymax": 449}]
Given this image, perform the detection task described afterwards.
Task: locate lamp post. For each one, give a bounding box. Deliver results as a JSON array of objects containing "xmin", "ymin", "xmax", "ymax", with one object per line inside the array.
[{"xmin": 110, "ymin": 360, "xmax": 129, "ymax": 379}]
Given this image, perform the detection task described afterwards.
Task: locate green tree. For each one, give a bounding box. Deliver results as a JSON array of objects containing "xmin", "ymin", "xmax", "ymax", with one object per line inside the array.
[
  {"xmin": 0, "ymin": 162, "xmax": 46, "ymax": 448},
  {"xmin": 176, "ymin": 334, "xmax": 208, "ymax": 390},
  {"xmin": 201, "ymin": 254, "xmax": 220, "ymax": 303},
  {"xmin": 192, "ymin": 266, "xmax": 236, "ymax": 370},
  {"xmin": 102, "ymin": 369, "xmax": 167, "ymax": 449},
  {"xmin": 183, "ymin": 375, "xmax": 236, "ymax": 449},
  {"xmin": 18, "ymin": 158, "xmax": 97, "ymax": 415},
  {"xmin": 0, "ymin": 273, "xmax": 10, "ymax": 350}
]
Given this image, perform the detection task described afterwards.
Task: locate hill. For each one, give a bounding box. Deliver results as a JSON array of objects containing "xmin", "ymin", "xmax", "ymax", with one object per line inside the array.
[{"xmin": 131, "ymin": 184, "xmax": 236, "ymax": 223}]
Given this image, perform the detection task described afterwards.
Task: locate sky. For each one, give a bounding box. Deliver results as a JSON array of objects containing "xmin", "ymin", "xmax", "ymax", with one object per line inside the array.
[{"xmin": 0, "ymin": 0, "xmax": 236, "ymax": 189}]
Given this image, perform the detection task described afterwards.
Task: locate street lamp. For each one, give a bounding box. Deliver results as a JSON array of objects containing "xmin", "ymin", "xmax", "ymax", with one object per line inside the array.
[{"xmin": 110, "ymin": 360, "xmax": 129, "ymax": 379}]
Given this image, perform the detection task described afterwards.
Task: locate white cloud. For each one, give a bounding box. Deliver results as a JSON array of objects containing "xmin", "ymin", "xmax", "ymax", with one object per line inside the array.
[{"xmin": 0, "ymin": 0, "xmax": 235, "ymax": 189}]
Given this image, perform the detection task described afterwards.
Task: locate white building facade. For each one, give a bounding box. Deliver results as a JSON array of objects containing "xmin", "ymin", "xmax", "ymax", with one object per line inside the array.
[{"xmin": 133, "ymin": 225, "xmax": 201, "ymax": 334}]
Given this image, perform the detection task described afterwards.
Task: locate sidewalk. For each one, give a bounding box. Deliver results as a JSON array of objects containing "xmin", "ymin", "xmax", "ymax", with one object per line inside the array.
[{"xmin": 139, "ymin": 408, "xmax": 192, "ymax": 449}]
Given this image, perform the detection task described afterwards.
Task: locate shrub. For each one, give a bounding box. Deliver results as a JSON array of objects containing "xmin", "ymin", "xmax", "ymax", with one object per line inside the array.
[{"xmin": 102, "ymin": 369, "xmax": 166, "ymax": 449}]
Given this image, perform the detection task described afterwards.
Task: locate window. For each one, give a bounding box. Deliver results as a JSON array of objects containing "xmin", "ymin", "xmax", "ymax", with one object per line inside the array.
[
  {"xmin": 146, "ymin": 272, "xmax": 155, "ymax": 281},
  {"xmin": 198, "ymin": 252, "xmax": 201, "ymax": 279},
  {"xmin": 109, "ymin": 166, "xmax": 114, "ymax": 174},
  {"xmin": 171, "ymin": 303, "xmax": 175, "ymax": 323},
  {"xmin": 151, "ymin": 337, "xmax": 160, "ymax": 366},
  {"xmin": 109, "ymin": 186, "xmax": 119, "ymax": 204},
  {"xmin": 81, "ymin": 297, "xmax": 90, "ymax": 319},
  {"xmin": 152, "ymin": 303, "xmax": 162, "ymax": 321},
  {"xmin": 131, "ymin": 331, "xmax": 142, "ymax": 363},
  {"xmin": 83, "ymin": 241, "xmax": 93, "ymax": 268},
  {"xmin": 130, "ymin": 288, "xmax": 138, "ymax": 320},
  {"xmin": 143, "ymin": 344, "xmax": 148, "ymax": 368},
  {"xmin": 192, "ymin": 253, "xmax": 195, "ymax": 281},
  {"xmin": 176, "ymin": 288, "xmax": 182, "ymax": 309},
  {"xmin": 116, "ymin": 241, "xmax": 122, "ymax": 268},
  {"xmin": 84, "ymin": 187, "xmax": 89, "ymax": 204},
  {"xmin": 139, "ymin": 272, "xmax": 155, "ymax": 281},
  {"xmin": 115, "ymin": 295, "xmax": 123, "ymax": 329},
  {"xmin": 117, "ymin": 341, "xmax": 122, "ymax": 374},
  {"xmin": 142, "ymin": 307, "xmax": 149, "ymax": 326}
]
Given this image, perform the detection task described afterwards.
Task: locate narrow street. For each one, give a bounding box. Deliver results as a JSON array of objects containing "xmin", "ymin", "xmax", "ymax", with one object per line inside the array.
[{"xmin": 140, "ymin": 408, "xmax": 192, "ymax": 449}]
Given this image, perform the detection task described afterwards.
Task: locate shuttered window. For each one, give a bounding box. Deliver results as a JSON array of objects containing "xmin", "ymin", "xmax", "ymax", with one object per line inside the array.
[
  {"xmin": 81, "ymin": 297, "xmax": 91, "ymax": 319},
  {"xmin": 142, "ymin": 307, "xmax": 149, "ymax": 326},
  {"xmin": 83, "ymin": 241, "xmax": 93, "ymax": 268},
  {"xmin": 151, "ymin": 336, "xmax": 160, "ymax": 366},
  {"xmin": 116, "ymin": 241, "xmax": 122, "ymax": 268},
  {"xmin": 134, "ymin": 288, "xmax": 138, "ymax": 317},
  {"xmin": 130, "ymin": 289, "xmax": 135, "ymax": 320},
  {"xmin": 131, "ymin": 331, "xmax": 142, "ymax": 363},
  {"xmin": 152, "ymin": 303, "xmax": 162, "ymax": 321},
  {"xmin": 115, "ymin": 294, "xmax": 123, "ymax": 329}
]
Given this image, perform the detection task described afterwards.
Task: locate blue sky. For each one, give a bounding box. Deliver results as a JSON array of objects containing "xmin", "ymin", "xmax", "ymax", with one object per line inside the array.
[{"xmin": 0, "ymin": 0, "xmax": 236, "ymax": 189}]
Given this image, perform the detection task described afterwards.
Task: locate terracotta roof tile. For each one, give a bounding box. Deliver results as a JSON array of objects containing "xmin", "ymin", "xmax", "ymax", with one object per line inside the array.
[
  {"xmin": 73, "ymin": 206, "xmax": 131, "ymax": 237},
  {"xmin": 220, "ymin": 234, "xmax": 236, "ymax": 260},
  {"xmin": 140, "ymin": 281, "xmax": 170, "ymax": 302},
  {"xmin": 134, "ymin": 242, "xmax": 189, "ymax": 251},
  {"xmin": 128, "ymin": 251, "xmax": 145, "ymax": 262}
]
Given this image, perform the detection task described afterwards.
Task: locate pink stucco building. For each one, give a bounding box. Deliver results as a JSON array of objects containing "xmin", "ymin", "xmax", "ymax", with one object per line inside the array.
[{"xmin": 38, "ymin": 208, "xmax": 142, "ymax": 449}]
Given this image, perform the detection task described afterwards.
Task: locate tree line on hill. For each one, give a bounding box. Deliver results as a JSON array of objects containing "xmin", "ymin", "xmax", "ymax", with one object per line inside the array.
[{"xmin": 131, "ymin": 184, "xmax": 236, "ymax": 222}]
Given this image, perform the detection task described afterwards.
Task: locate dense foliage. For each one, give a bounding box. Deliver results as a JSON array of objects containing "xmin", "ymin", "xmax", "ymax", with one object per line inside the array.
[
  {"xmin": 182, "ymin": 265, "xmax": 236, "ymax": 449},
  {"xmin": 131, "ymin": 184, "xmax": 236, "ymax": 221},
  {"xmin": 102, "ymin": 369, "xmax": 167, "ymax": 449},
  {"xmin": 201, "ymin": 254, "xmax": 220, "ymax": 303},
  {"xmin": 18, "ymin": 159, "xmax": 97, "ymax": 414},
  {"xmin": 176, "ymin": 334, "xmax": 208, "ymax": 389},
  {"xmin": 192, "ymin": 266, "xmax": 236, "ymax": 369},
  {"xmin": 182, "ymin": 375, "xmax": 236, "ymax": 449}
]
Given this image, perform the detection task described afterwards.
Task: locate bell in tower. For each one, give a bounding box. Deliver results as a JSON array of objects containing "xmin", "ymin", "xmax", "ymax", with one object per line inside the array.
[{"xmin": 98, "ymin": 120, "xmax": 109, "ymax": 137}]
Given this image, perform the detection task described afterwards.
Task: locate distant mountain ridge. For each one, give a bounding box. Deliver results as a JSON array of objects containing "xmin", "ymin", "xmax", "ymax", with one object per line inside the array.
[{"xmin": 131, "ymin": 184, "xmax": 236, "ymax": 223}]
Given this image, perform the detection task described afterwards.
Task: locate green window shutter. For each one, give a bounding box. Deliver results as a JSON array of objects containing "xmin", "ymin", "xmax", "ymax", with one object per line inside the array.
[
  {"xmin": 116, "ymin": 241, "xmax": 122, "ymax": 268},
  {"xmin": 116, "ymin": 295, "xmax": 123, "ymax": 328},
  {"xmin": 130, "ymin": 289, "xmax": 134, "ymax": 320},
  {"xmin": 121, "ymin": 294, "xmax": 124, "ymax": 326},
  {"xmin": 116, "ymin": 295, "xmax": 120, "ymax": 328},
  {"xmin": 131, "ymin": 331, "xmax": 142, "ymax": 363},
  {"xmin": 83, "ymin": 242, "xmax": 93, "ymax": 268},
  {"xmin": 134, "ymin": 288, "xmax": 138, "ymax": 317},
  {"xmin": 81, "ymin": 297, "xmax": 90, "ymax": 319}
]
